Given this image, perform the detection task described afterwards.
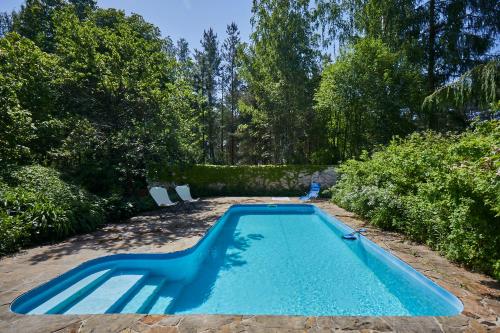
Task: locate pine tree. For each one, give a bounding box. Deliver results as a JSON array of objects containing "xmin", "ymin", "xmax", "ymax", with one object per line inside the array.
[
  {"xmin": 194, "ymin": 28, "xmax": 221, "ymax": 163},
  {"xmin": 177, "ymin": 38, "xmax": 190, "ymax": 62},
  {"xmin": 221, "ymin": 22, "xmax": 242, "ymax": 164},
  {"xmin": 0, "ymin": 12, "xmax": 12, "ymax": 37},
  {"xmin": 175, "ymin": 38, "xmax": 195, "ymax": 83},
  {"xmin": 241, "ymin": 0, "xmax": 320, "ymax": 163}
]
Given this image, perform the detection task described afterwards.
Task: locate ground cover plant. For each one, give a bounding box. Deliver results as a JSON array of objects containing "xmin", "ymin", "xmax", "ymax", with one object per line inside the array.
[{"xmin": 0, "ymin": 165, "xmax": 104, "ymax": 254}]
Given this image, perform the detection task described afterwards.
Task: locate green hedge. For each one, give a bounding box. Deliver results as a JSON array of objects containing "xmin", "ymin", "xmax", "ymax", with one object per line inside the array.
[
  {"xmin": 331, "ymin": 120, "xmax": 500, "ymax": 280},
  {"xmin": 153, "ymin": 165, "xmax": 330, "ymax": 196}
]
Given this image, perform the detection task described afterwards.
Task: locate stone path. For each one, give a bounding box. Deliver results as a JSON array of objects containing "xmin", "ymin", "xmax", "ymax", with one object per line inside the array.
[{"xmin": 0, "ymin": 197, "xmax": 498, "ymax": 332}]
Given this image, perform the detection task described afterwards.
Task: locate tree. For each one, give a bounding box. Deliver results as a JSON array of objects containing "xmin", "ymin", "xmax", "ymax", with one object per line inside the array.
[
  {"xmin": 315, "ymin": 0, "xmax": 499, "ymax": 91},
  {"xmin": 35, "ymin": 7, "xmax": 202, "ymax": 194},
  {"xmin": 11, "ymin": 0, "xmax": 66, "ymax": 52},
  {"xmin": 240, "ymin": 0, "xmax": 320, "ymax": 164},
  {"xmin": 236, "ymin": 102, "xmax": 273, "ymax": 164},
  {"xmin": 315, "ymin": 0, "xmax": 499, "ymax": 130},
  {"xmin": 221, "ymin": 23, "xmax": 242, "ymax": 164},
  {"xmin": 177, "ymin": 38, "xmax": 190, "ymax": 63},
  {"xmin": 0, "ymin": 33, "xmax": 62, "ymax": 166},
  {"xmin": 194, "ymin": 28, "xmax": 221, "ymax": 163},
  {"xmin": 163, "ymin": 36, "xmax": 176, "ymax": 58},
  {"xmin": 11, "ymin": 0, "xmax": 99, "ymax": 50},
  {"xmin": 420, "ymin": 0, "xmax": 499, "ymax": 128},
  {"xmin": 176, "ymin": 38, "xmax": 194, "ymax": 81},
  {"xmin": 314, "ymin": 38, "xmax": 424, "ymax": 162},
  {"xmin": 0, "ymin": 12, "xmax": 13, "ymax": 37},
  {"xmin": 423, "ymin": 59, "xmax": 500, "ymax": 126},
  {"xmin": 68, "ymin": 0, "xmax": 96, "ymax": 20},
  {"xmin": 420, "ymin": 0, "xmax": 499, "ymax": 91}
]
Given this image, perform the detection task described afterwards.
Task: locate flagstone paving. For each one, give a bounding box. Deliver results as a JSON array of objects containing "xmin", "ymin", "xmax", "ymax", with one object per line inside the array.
[{"xmin": 1, "ymin": 197, "xmax": 498, "ymax": 332}]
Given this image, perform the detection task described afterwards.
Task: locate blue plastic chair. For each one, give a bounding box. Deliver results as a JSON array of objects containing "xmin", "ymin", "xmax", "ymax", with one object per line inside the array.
[{"xmin": 299, "ymin": 182, "xmax": 321, "ymax": 201}]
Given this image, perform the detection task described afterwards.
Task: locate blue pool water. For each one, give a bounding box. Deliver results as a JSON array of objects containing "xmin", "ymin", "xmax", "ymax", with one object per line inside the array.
[{"xmin": 11, "ymin": 205, "xmax": 463, "ymax": 316}]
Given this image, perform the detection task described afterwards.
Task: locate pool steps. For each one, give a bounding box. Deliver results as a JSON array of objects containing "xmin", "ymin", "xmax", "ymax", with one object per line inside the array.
[
  {"xmin": 28, "ymin": 268, "xmax": 115, "ymax": 314},
  {"xmin": 26, "ymin": 269, "xmax": 187, "ymax": 315},
  {"xmin": 64, "ymin": 270, "xmax": 148, "ymax": 314}
]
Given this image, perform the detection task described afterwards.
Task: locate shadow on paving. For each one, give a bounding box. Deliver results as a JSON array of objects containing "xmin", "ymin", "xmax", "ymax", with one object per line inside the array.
[{"xmin": 26, "ymin": 200, "xmax": 224, "ymax": 265}]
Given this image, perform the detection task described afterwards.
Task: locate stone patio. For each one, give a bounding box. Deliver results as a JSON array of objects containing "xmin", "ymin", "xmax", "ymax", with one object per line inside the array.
[{"xmin": 0, "ymin": 197, "xmax": 498, "ymax": 333}]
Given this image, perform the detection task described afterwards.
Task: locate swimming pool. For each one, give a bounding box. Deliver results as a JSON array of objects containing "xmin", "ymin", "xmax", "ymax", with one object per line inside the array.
[{"xmin": 11, "ymin": 204, "xmax": 463, "ymax": 316}]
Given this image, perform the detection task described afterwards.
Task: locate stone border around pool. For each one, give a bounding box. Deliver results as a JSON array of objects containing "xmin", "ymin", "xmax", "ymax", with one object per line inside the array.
[{"xmin": 0, "ymin": 197, "xmax": 498, "ymax": 332}]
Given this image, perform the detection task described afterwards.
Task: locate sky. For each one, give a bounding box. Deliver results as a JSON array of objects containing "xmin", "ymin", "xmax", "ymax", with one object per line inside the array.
[{"xmin": 0, "ymin": 0, "xmax": 254, "ymax": 50}]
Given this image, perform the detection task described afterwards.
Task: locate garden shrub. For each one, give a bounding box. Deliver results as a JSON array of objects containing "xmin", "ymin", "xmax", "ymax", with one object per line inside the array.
[
  {"xmin": 103, "ymin": 192, "xmax": 156, "ymax": 222},
  {"xmin": 0, "ymin": 165, "xmax": 105, "ymax": 254},
  {"xmin": 331, "ymin": 120, "xmax": 500, "ymax": 279}
]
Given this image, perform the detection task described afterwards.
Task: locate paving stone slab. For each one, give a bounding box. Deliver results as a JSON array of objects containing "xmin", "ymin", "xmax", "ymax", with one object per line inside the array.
[
  {"xmin": 381, "ymin": 317, "xmax": 443, "ymax": 333},
  {"xmin": 157, "ymin": 316, "xmax": 184, "ymax": 327}
]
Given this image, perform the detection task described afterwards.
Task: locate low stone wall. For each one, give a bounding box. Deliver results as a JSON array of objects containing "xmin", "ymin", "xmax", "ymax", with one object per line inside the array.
[{"xmin": 153, "ymin": 165, "xmax": 336, "ymax": 197}]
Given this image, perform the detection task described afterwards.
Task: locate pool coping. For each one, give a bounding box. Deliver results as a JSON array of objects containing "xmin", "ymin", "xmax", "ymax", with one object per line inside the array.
[{"xmin": 0, "ymin": 197, "xmax": 498, "ymax": 332}]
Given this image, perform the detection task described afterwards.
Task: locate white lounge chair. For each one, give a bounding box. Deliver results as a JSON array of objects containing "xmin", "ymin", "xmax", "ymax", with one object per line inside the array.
[
  {"xmin": 175, "ymin": 185, "xmax": 199, "ymax": 203},
  {"xmin": 148, "ymin": 186, "xmax": 178, "ymax": 207}
]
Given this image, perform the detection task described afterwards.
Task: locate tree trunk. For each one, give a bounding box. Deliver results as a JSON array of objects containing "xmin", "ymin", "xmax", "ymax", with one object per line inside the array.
[
  {"xmin": 201, "ymin": 93, "xmax": 206, "ymax": 164},
  {"xmin": 229, "ymin": 68, "xmax": 236, "ymax": 165},
  {"xmin": 220, "ymin": 78, "xmax": 225, "ymax": 163},
  {"xmin": 427, "ymin": 0, "xmax": 437, "ymax": 129}
]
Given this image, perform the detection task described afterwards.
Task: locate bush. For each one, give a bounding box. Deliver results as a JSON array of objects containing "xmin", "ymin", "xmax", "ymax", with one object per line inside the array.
[
  {"xmin": 0, "ymin": 212, "xmax": 30, "ymax": 254},
  {"xmin": 103, "ymin": 192, "xmax": 156, "ymax": 222},
  {"xmin": 331, "ymin": 120, "xmax": 500, "ymax": 279},
  {"xmin": 0, "ymin": 165, "xmax": 105, "ymax": 254}
]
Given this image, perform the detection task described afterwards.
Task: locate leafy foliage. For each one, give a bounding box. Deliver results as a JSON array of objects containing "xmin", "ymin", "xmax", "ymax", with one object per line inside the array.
[
  {"xmin": 238, "ymin": 0, "xmax": 320, "ymax": 164},
  {"xmin": 423, "ymin": 59, "xmax": 500, "ymax": 122},
  {"xmin": 0, "ymin": 165, "xmax": 104, "ymax": 254},
  {"xmin": 0, "ymin": 2, "xmax": 201, "ymax": 254},
  {"xmin": 314, "ymin": 38, "xmax": 424, "ymax": 162},
  {"xmin": 48, "ymin": 7, "xmax": 201, "ymax": 194},
  {"xmin": 0, "ymin": 33, "xmax": 61, "ymax": 166},
  {"xmin": 331, "ymin": 121, "xmax": 500, "ymax": 279},
  {"xmin": 314, "ymin": 0, "xmax": 499, "ymax": 89},
  {"xmin": 314, "ymin": 0, "xmax": 499, "ymax": 130}
]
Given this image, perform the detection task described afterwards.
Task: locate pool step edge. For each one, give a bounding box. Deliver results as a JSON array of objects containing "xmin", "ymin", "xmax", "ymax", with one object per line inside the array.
[
  {"xmin": 45, "ymin": 268, "xmax": 117, "ymax": 314},
  {"xmin": 147, "ymin": 282, "xmax": 185, "ymax": 314},
  {"xmin": 137, "ymin": 278, "xmax": 168, "ymax": 314},
  {"xmin": 105, "ymin": 273, "xmax": 151, "ymax": 314}
]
